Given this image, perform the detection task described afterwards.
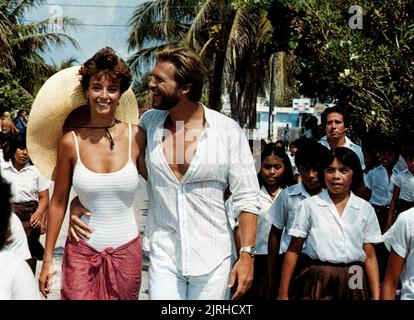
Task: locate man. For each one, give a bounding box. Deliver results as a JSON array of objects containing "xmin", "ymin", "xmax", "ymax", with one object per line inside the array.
[
  {"xmin": 70, "ymin": 47, "xmax": 260, "ymax": 300},
  {"xmin": 318, "ymin": 106, "xmax": 365, "ymax": 171}
]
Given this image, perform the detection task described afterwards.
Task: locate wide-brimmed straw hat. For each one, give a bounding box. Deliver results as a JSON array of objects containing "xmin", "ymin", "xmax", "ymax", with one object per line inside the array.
[{"xmin": 27, "ymin": 66, "xmax": 139, "ymax": 181}]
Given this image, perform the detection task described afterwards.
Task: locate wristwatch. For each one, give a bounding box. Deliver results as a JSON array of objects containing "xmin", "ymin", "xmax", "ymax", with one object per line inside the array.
[{"xmin": 239, "ymin": 246, "xmax": 256, "ymax": 258}]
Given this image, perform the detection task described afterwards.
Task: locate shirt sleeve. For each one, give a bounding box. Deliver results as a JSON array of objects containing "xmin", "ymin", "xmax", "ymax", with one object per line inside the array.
[
  {"xmin": 365, "ymin": 170, "xmax": 373, "ymax": 190},
  {"xmin": 383, "ymin": 212, "xmax": 413, "ymax": 258},
  {"xmin": 363, "ymin": 204, "xmax": 383, "ymax": 244},
  {"xmin": 11, "ymin": 260, "xmax": 41, "ymax": 300},
  {"xmin": 392, "ymin": 172, "xmax": 403, "ymax": 189},
  {"xmin": 227, "ymin": 122, "xmax": 260, "ymax": 217},
  {"xmin": 138, "ymin": 109, "xmax": 154, "ymax": 131},
  {"xmin": 288, "ymin": 202, "xmax": 310, "ymax": 238},
  {"xmin": 37, "ymin": 171, "xmax": 50, "ymax": 192},
  {"xmin": 264, "ymin": 189, "xmax": 288, "ymax": 230},
  {"xmin": 5, "ymin": 214, "xmax": 31, "ymax": 260}
]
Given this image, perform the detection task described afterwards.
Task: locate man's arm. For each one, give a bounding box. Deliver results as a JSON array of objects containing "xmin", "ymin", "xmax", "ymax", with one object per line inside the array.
[
  {"xmin": 228, "ymin": 211, "xmax": 257, "ymax": 300},
  {"xmin": 67, "ymin": 197, "xmax": 92, "ymax": 242}
]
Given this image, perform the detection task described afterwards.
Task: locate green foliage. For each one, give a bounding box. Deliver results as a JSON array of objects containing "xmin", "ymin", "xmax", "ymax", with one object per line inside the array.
[
  {"xmin": 0, "ymin": 68, "xmax": 33, "ymax": 114},
  {"xmin": 287, "ymin": 0, "xmax": 414, "ymax": 142}
]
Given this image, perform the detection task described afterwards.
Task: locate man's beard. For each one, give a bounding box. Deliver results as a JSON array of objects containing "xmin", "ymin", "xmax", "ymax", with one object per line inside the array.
[{"xmin": 152, "ymin": 93, "xmax": 180, "ymax": 111}]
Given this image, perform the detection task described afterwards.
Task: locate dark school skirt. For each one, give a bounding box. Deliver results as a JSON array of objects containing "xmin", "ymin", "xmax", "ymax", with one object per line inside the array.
[
  {"xmin": 290, "ymin": 255, "xmax": 369, "ymax": 300},
  {"xmin": 12, "ymin": 201, "xmax": 44, "ymax": 260}
]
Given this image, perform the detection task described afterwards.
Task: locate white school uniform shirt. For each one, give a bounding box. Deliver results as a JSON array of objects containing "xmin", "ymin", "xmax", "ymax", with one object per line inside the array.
[
  {"xmin": 391, "ymin": 169, "xmax": 414, "ymax": 202},
  {"xmin": 255, "ymin": 186, "xmax": 280, "ymax": 255},
  {"xmin": 139, "ymin": 105, "xmax": 260, "ymax": 276},
  {"xmin": 3, "ymin": 214, "xmax": 31, "ymax": 260},
  {"xmin": 0, "ymin": 251, "xmax": 40, "ymax": 300},
  {"xmin": 289, "ymin": 189, "xmax": 382, "ymax": 263},
  {"xmin": 264, "ymin": 182, "xmax": 311, "ymax": 254},
  {"xmin": 319, "ymin": 135, "xmax": 365, "ymax": 170},
  {"xmin": 383, "ymin": 208, "xmax": 414, "ymax": 300},
  {"xmin": 393, "ymin": 155, "xmax": 408, "ymax": 175},
  {"xmin": 0, "ymin": 161, "xmax": 49, "ymax": 203},
  {"xmin": 365, "ymin": 165, "xmax": 394, "ymax": 206}
]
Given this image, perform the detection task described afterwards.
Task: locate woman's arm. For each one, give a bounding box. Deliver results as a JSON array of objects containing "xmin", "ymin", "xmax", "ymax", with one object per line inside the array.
[
  {"xmin": 277, "ymin": 236, "xmax": 305, "ymax": 300},
  {"xmin": 363, "ymin": 243, "xmax": 380, "ymax": 300},
  {"xmin": 385, "ymin": 186, "xmax": 400, "ymax": 231},
  {"xmin": 381, "ymin": 250, "xmax": 405, "ymax": 300},
  {"xmin": 38, "ymin": 133, "xmax": 74, "ymax": 297}
]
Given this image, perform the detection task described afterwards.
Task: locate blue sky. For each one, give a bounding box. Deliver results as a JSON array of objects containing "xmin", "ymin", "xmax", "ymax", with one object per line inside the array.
[{"xmin": 25, "ymin": 0, "xmax": 145, "ymax": 66}]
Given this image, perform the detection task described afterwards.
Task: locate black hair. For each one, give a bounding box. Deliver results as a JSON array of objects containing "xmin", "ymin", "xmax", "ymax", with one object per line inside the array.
[
  {"xmin": 295, "ymin": 139, "xmax": 330, "ymax": 170},
  {"xmin": 377, "ymin": 142, "xmax": 399, "ymax": 157},
  {"xmin": 0, "ymin": 176, "xmax": 12, "ymax": 250},
  {"xmin": 318, "ymin": 147, "xmax": 364, "ymax": 193},
  {"xmin": 4, "ymin": 133, "xmax": 27, "ymax": 162},
  {"xmin": 258, "ymin": 143, "xmax": 296, "ymax": 188},
  {"xmin": 320, "ymin": 106, "xmax": 350, "ymax": 128},
  {"xmin": 275, "ymin": 140, "xmax": 286, "ymax": 150}
]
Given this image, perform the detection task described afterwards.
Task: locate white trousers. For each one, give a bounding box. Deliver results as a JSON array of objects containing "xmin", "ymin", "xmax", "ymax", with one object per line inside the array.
[{"xmin": 149, "ymin": 254, "xmax": 233, "ymax": 300}]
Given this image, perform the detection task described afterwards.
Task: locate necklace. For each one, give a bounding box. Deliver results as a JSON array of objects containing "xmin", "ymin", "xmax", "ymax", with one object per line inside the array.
[{"xmin": 66, "ymin": 121, "xmax": 116, "ymax": 150}]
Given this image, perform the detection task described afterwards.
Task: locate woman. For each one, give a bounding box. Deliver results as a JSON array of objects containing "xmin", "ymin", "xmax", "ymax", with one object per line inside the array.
[
  {"xmin": 38, "ymin": 47, "xmax": 144, "ymax": 300},
  {"xmin": 0, "ymin": 134, "xmax": 49, "ymax": 274},
  {"xmin": 0, "ymin": 176, "xmax": 40, "ymax": 300}
]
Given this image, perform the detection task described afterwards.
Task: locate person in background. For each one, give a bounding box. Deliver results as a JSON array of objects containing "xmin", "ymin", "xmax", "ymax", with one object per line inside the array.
[
  {"xmin": 381, "ymin": 207, "xmax": 414, "ymax": 300},
  {"xmin": 265, "ymin": 139, "xmax": 329, "ymax": 298},
  {"xmin": 365, "ymin": 143, "xmax": 399, "ymax": 282},
  {"xmin": 0, "ymin": 134, "xmax": 49, "ymax": 274},
  {"xmin": 385, "ymin": 148, "xmax": 414, "ymax": 231},
  {"xmin": 236, "ymin": 143, "xmax": 295, "ymax": 300},
  {"xmin": 0, "ymin": 175, "xmax": 40, "ymax": 300},
  {"xmin": 319, "ymin": 106, "xmax": 365, "ymax": 171},
  {"xmin": 278, "ymin": 147, "xmax": 382, "ymax": 300},
  {"xmin": 14, "ymin": 110, "xmax": 28, "ymax": 136}
]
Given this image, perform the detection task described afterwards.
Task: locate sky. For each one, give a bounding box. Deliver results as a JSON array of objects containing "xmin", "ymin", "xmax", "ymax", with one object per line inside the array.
[{"xmin": 25, "ymin": 0, "xmax": 145, "ymax": 66}]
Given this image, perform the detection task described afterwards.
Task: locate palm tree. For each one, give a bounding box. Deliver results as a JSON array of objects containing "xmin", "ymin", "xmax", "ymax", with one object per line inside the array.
[
  {"xmin": 128, "ymin": 0, "xmax": 288, "ymax": 129},
  {"xmin": 1, "ymin": 0, "xmax": 78, "ymax": 95}
]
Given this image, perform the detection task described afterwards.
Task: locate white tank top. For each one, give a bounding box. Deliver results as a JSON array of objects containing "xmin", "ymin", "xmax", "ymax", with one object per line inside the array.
[{"xmin": 71, "ymin": 124, "xmax": 139, "ymax": 251}]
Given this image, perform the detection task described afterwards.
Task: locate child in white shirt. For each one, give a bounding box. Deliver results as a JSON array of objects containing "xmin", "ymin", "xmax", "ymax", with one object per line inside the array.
[{"xmin": 278, "ymin": 147, "xmax": 382, "ymax": 300}]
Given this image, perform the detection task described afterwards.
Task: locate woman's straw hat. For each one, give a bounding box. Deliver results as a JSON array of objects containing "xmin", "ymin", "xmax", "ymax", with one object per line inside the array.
[{"xmin": 27, "ymin": 66, "xmax": 139, "ymax": 180}]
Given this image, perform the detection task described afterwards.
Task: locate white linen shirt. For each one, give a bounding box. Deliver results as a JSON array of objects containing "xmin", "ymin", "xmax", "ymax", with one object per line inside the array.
[
  {"xmin": 264, "ymin": 182, "xmax": 311, "ymax": 254},
  {"xmin": 383, "ymin": 208, "xmax": 414, "ymax": 300},
  {"xmin": 319, "ymin": 135, "xmax": 365, "ymax": 170},
  {"xmin": 0, "ymin": 161, "xmax": 49, "ymax": 203},
  {"xmin": 3, "ymin": 214, "xmax": 31, "ymax": 260},
  {"xmin": 289, "ymin": 189, "xmax": 382, "ymax": 263},
  {"xmin": 365, "ymin": 165, "xmax": 394, "ymax": 206},
  {"xmin": 139, "ymin": 105, "xmax": 260, "ymax": 276},
  {"xmin": 392, "ymin": 169, "xmax": 414, "ymax": 202}
]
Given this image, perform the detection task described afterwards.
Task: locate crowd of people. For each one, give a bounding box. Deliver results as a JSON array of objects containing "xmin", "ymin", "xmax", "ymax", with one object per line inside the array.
[{"xmin": 1, "ymin": 46, "xmax": 414, "ymax": 301}]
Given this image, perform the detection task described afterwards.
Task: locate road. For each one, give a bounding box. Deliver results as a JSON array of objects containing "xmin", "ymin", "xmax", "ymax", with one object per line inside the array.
[{"xmin": 37, "ymin": 175, "xmax": 150, "ymax": 300}]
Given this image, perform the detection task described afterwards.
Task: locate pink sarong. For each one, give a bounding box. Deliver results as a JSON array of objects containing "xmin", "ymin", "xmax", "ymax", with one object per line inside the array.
[{"xmin": 61, "ymin": 236, "xmax": 142, "ymax": 300}]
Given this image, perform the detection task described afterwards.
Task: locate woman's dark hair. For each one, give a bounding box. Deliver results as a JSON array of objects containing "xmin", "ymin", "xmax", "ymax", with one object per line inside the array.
[
  {"xmin": 0, "ymin": 176, "xmax": 12, "ymax": 250},
  {"xmin": 4, "ymin": 133, "xmax": 27, "ymax": 162},
  {"xmin": 318, "ymin": 147, "xmax": 364, "ymax": 193},
  {"xmin": 258, "ymin": 143, "xmax": 296, "ymax": 188},
  {"xmin": 79, "ymin": 47, "xmax": 132, "ymax": 94}
]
